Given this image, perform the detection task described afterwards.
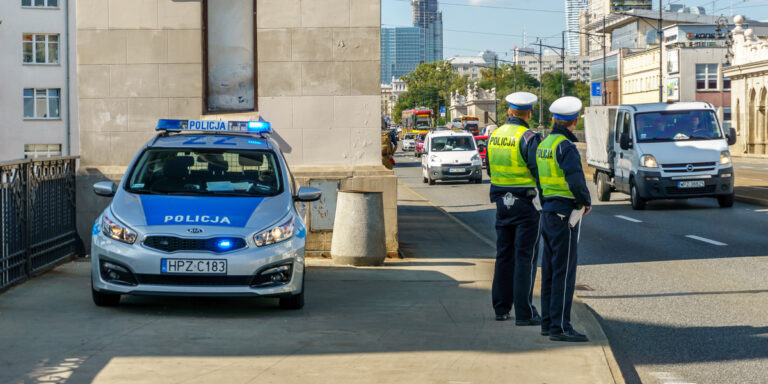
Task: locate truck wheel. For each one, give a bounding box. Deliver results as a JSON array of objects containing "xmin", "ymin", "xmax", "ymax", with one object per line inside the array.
[
  {"xmin": 428, "ymin": 176, "xmax": 436, "ymax": 185},
  {"xmin": 630, "ymin": 181, "xmax": 646, "ymax": 210},
  {"xmin": 423, "ymin": 175, "xmax": 428, "ymax": 183},
  {"xmin": 596, "ymin": 172, "xmax": 611, "ymax": 202},
  {"xmin": 717, "ymin": 193, "xmax": 735, "ymax": 208}
]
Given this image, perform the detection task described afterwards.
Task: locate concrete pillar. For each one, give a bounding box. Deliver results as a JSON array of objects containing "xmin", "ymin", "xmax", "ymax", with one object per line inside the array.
[{"xmin": 330, "ymin": 191, "xmax": 386, "ymax": 266}]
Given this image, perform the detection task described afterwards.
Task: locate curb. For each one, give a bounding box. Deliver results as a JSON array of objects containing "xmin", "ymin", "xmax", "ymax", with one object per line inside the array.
[
  {"xmin": 735, "ymin": 194, "xmax": 768, "ymax": 207},
  {"xmin": 398, "ymin": 181, "xmax": 626, "ymax": 384}
]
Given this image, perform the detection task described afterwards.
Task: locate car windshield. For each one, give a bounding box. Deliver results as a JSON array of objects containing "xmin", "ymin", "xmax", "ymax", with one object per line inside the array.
[
  {"xmin": 635, "ymin": 110, "xmax": 722, "ymax": 142},
  {"xmin": 125, "ymin": 148, "xmax": 282, "ymax": 197},
  {"xmin": 404, "ymin": 134, "xmax": 417, "ymax": 140},
  {"xmin": 431, "ymin": 136, "xmax": 476, "ymax": 152},
  {"xmin": 475, "ymin": 138, "xmax": 488, "ymax": 150}
]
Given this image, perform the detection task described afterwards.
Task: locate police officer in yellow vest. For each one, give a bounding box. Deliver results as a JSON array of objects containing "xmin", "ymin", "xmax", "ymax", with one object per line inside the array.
[
  {"xmin": 488, "ymin": 92, "xmax": 543, "ymax": 325},
  {"xmin": 536, "ymin": 96, "xmax": 592, "ymax": 342}
]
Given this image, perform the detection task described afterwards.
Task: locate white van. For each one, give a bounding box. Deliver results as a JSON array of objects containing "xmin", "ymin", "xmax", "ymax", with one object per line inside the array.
[
  {"xmin": 585, "ymin": 102, "xmax": 736, "ymax": 210},
  {"xmin": 421, "ymin": 130, "xmax": 483, "ymax": 185}
]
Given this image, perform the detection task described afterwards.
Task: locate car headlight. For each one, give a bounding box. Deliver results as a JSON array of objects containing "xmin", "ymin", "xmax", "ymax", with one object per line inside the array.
[
  {"xmin": 101, "ymin": 213, "xmax": 137, "ymax": 244},
  {"xmin": 640, "ymin": 154, "xmax": 658, "ymax": 168},
  {"xmin": 471, "ymin": 154, "xmax": 481, "ymax": 164},
  {"xmin": 254, "ymin": 215, "xmax": 295, "ymax": 247},
  {"xmin": 429, "ymin": 155, "xmax": 441, "ymax": 165},
  {"xmin": 720, "ymin": 151, "xmax": 732, "ymax": 165}
]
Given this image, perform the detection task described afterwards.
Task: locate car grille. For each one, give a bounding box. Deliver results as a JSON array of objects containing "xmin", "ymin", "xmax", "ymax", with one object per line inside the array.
[
  {"xmin": 135, "ymin": 274, "xmax": 253, "ymax": 286},
  {"xmin": 665, "ymin": 185, "xmax": 716, "ymax": 195},
  {"xmin": 143, "ymin": 236, "xmax": 247, "ymax": 253},
  {"xmin": 661, "ymin": 162, "xmax": 717, "ymax": 173}
]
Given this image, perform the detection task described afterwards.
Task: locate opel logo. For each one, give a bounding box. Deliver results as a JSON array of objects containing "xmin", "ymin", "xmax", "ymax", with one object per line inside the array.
[
  {"xmin": 686, "ymin": 164, "xmax": 694, "ymax": 172},
  {"xmin": 187, "ymin": 228, "xmax": 203, "ymax": 234}
]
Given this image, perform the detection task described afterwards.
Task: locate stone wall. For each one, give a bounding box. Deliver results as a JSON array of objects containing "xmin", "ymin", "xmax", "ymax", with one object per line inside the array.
[{"xmin": 75, "ymin": 0, "xmax": 397, "ymax": 254}]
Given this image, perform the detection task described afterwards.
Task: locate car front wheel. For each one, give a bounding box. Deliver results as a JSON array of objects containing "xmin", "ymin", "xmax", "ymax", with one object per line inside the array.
[{"xmin": 92, "ymin": 283, "xmax": 121, "ymax": 307}]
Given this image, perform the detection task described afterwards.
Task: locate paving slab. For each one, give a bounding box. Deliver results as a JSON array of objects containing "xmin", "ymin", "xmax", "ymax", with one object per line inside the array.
[{"xmin": 0, "ymin": 184, "xmax": 619, "ymax": 384}]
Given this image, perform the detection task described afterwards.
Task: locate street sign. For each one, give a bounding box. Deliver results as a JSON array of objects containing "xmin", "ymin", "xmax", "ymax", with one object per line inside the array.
[
  {"xmin": 440, "ymin": 106, "xmax": 446, "ymax": 117},
  {"xmin": 591, "ymin": 82, "xmax": 603, "ymax": 106}
]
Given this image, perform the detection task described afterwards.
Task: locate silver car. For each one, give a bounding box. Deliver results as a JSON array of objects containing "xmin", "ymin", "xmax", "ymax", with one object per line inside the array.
[{"xmin": 90, "ymin": 119, "xmax": 320, "ymax": 309}]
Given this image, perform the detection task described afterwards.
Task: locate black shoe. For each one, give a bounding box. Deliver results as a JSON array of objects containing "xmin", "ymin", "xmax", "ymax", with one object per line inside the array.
[
  {"xmin": 549, "ymin": 329, "xmax": 589, "ymax": 342},
  {"xmin": 495, "ymin": 313, "xmax": 512, "ymax": 321},
  {"xmin": 515, "ymin": 315, "xmax": 541, "ymax": 326}
]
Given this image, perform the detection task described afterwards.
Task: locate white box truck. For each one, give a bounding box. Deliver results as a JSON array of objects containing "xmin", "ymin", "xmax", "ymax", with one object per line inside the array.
[{"xmin": 584, "ymin": 102, "xmax": 737, "ymax": 210}]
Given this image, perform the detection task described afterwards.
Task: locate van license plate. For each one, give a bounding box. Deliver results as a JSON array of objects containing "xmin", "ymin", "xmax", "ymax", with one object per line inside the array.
[
  {"xmin": 161, "ymin": 259, "xmax": 227, "ymax": 274},
  {"xmin": 449, "ymin": 168, "xmax": 465, "ymax": 173},
  {"xmin": 678, "ymin": 181, "xmax": 705, "ymax": 188}
]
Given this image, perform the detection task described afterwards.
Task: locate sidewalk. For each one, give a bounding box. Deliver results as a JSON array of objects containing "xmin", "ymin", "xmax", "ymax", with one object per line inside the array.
[{"xmin": 0, "ymin": 184, "xmax": 620, "ymax": 384}]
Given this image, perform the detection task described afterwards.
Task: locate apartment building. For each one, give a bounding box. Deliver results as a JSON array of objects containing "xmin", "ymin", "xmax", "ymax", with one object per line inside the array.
[
  {"xmin": 515, "ymin": 54, "xmax": 591, "ymax": 82},
  {"xmin": 0, "ymin": 0, "xmax": 77, "ymax": 161}
]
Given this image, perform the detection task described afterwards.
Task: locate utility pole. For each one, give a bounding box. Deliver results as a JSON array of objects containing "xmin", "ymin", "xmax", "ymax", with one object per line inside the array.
[
  {"xmin": 494, "ymin": 57, "xmax": 498, "ymax": 121},
  {"xmin": 537, "ymin": 39, "xmax": 543, "ymax": 129},
  {"xmin": 603, "ymin": 15, "xmax": 607, "ymax": 105},
  {"xmin": 561, "ymin": 31, "xmax": 566, "ymax": 96},
  {"xmin": 658, "ymin": 0, "xmax": 664, "ymax": 102}
]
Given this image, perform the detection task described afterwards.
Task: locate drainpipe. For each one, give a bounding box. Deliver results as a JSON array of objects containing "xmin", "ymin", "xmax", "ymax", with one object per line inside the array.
[{"xmin": 64, "ymin": 0, "xmax": 71, "ymax": 156}]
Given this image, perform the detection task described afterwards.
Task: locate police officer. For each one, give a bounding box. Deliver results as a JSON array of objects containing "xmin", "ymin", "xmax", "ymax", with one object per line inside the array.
[
  {"xmin": 535, "ymin": 96, "xmax": 592, "ymax": 342},
  {"xmin": 488, "ymin": 92, "xmax": 543, "ymax": 325}
]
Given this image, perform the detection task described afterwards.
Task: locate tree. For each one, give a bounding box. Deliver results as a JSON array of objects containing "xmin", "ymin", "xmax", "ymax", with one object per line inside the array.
[{"xmin": 393, "ymin": 61, "xmax": 471, "ymax": 125}]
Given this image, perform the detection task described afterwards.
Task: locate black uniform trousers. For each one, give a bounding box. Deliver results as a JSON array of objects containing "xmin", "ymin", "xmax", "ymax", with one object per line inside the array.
[
  {"xmin": 491, "ymin": 196, "xmax": 540, "ymax": 320},
  {"xmin": 540, "ymin": 211, "xmax": 580, "ymax": 334}
]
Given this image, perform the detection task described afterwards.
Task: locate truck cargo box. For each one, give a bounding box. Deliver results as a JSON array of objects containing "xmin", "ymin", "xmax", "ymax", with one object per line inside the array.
[{"xmin": 584, "ymin": 106, "xmax": 617, "ymax": 172}]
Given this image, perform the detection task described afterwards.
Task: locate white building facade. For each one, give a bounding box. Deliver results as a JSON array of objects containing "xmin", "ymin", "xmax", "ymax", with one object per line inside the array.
[
  {"xmin": 448, "ymin": 50, "xmax": 497, "ymax": 80},
  {"xmin": 0, "ymin": 0, "xmax": 77, "ymax": 161},
  {"xmin": 516, "ymin": 54, "xmax": 591, "ymax": 82}
]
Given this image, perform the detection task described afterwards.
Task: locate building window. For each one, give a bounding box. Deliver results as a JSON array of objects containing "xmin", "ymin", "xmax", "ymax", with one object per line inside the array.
[
  {"xmin": 696, "ymin": 64, "xmax": 718, "ymax": 90},
  {"xmin": 22, "ymin": 0, "xmax": 58, "ymax": 7},
  {"xmin": 23, "ymin": 88, "xmax": 60, "ymax": 119},
  {"xmin": 723, "ymin": 107, "xmax": 732, "ymax": 130},
  {"xmin": 722, "ymin": 74, "xmax": 731, "ymax": 91},
  {"xmin": 23, "ymin": 34, "xmax": 59, "ymax": 64},
  {"xmin": 24, "ymin": 144, "xmax": 61, "ymax": 159},
  {"xmin": 203, "ymin": 0, "xmax": 256, "ymax": 113}
]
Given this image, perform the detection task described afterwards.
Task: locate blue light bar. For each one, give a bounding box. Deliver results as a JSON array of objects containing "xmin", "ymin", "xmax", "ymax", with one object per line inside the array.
[
  {"xmin": 247, "ymin": 121, "xmax": 272, "ymax": 134},
  {"xmin": 155, "ymin": 119, "xmax": 273, "ymax": 135},
  {"xmin": 217, "ymin": 239, "xmax": 233, "ymax": 250}
]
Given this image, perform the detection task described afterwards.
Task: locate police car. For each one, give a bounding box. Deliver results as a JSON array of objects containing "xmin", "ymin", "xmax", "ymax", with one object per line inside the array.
[{"xmin": 90, "ymin": 119, "xmax": 320, "ymax": 309}]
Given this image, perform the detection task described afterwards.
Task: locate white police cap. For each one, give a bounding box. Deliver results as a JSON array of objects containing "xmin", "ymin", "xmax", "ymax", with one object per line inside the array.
[
  {"xmin": 504, "ymin": 92, "xmax": 537, "ymax": 111},
  {"xmin": 549, "ymin": 96, "xmax": 583, "ymax": 120}
]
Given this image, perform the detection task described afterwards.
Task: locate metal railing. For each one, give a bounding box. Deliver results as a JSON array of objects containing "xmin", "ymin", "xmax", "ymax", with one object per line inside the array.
[{"xmin": 1, "ymin": 157, "xmax": 79, "ymax": 292}]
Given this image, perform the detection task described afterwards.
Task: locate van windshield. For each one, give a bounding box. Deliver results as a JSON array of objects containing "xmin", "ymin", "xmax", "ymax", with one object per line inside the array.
[
  {"xmin": 431, "ymin": 136, "xmax": 476, "ymax": 152},
  {"xmin": 125, "ymin": 148, "xmax": 282, "ymax": 197},
  {"xmin": 635, "ymin": 110, "xmax": 722, "ymax": 142}
]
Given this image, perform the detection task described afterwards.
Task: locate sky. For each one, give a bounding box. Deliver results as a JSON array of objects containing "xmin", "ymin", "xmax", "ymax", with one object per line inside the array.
[{"xmin": 382, "ymin": 0, "xmax": 768, "ymax": 59}]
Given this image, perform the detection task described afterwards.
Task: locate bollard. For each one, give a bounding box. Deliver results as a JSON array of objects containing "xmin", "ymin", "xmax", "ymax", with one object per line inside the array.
[{"xmin": 330, "ymin": 190, "xmax": 386, "ymax": 266}]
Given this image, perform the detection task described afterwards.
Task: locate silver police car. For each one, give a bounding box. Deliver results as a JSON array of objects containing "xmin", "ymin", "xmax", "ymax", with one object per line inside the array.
[{"xmin": 90, "ymin": 119, "xmax": 320, "ymax": 309}]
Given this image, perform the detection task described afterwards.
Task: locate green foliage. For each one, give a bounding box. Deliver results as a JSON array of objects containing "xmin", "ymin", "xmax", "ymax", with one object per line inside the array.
[
  {"xmin": 392, "ymin": 61, "xmax": 471, "ymax": 125},
  {"xmin": 477, "ymin": 64, "xmax": 591, "ymax": 130}
]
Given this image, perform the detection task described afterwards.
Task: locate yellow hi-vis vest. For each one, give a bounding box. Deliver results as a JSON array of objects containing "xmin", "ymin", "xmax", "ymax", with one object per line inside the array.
[
  {"xmin": 536, "ymin": 134, "xmax": 575, "ymax": 199},
  {"xmin": 488, "ymin": 124, "xmax": 537, "ymax": 187}
]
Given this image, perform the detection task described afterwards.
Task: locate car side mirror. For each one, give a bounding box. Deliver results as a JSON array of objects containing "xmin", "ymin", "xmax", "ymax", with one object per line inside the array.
[
  {"xmin": 294, "ymin": 186, "xmax": 321, "ymax": 202},
  {"xmin": 619, "ymin": 133, "xmax": 632, "ymax": 150},
  {"xmin": 726, "ymin": 127, "xmax": 737, "ymax": 146},
  {"xmin": 93, "ymin": 181, "xmax": 117, "ymax": 197}
]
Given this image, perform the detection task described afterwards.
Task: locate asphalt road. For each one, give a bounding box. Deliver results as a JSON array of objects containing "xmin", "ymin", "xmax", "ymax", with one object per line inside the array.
[{"xmin": 394, "ymin": 149, "xmax": 768, "ymax": 384}]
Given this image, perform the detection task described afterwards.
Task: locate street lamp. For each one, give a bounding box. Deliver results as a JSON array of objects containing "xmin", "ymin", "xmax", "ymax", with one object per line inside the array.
[{"xmin": 566, "ymin": 21, "xmax": 607, "ymax": 105}]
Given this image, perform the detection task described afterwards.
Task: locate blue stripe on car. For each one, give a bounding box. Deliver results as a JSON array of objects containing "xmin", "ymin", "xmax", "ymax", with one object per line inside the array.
[{"xmin": 140, "ymin": 195, "xmax": 264, "ymax": 227}]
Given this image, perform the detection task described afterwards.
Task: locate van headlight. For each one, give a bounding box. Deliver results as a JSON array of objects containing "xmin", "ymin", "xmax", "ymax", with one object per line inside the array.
[
  {"xmin": 471, "ymin": 154, "xmax": 481, "ymax": 165},
  {"xmin": 640, "ymin": 154, "xmax": 658, "ymax": 168},
  {"xmin": 720, "ymin": 151, "xmax": 732, "ymax": 166},
  {"xmin": 101, "ymin": 213, "xmax": 137, "ymax": 244},
  {"xmin": 254, "ymin": 215, "xmax": 295, "ymax": 247}
]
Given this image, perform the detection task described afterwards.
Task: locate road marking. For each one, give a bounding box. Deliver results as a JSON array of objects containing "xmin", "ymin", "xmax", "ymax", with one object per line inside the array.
[
  {"xmin": 744, "ymin": 186, "xmax": 768, "ymax": 190},
  {"xmin": 614, "ymin": 215, "xmax": 642, "ymax": 223},
  {"xmin": 650, "ymin": 371, "xmax": 697, "ymax": 384},
  {"xmin": 755, "ymin": 209, "xmax": 768, "ymax": 212},
  {"xmin": 685, "ymin": 235, "xmax": 727, "ymax": 246}
]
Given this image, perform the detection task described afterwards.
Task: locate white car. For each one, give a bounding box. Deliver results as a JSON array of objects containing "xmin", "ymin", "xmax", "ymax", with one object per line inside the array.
[
  {"xmin": 401, "ymin": 133, "xmax": 418, "ymax": 151},
  {"xmin": 421, "ymin": 130, "xmax": 483, "ymax": 185}
]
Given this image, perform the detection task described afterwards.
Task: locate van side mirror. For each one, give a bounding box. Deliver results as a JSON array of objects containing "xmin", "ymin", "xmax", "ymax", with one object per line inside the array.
[
  {"xmin": 619, "ymin": 132, "xmax": 632, "ymax": 150},
  {"xmin": 93, "ymin": 181, "xmax": 117, "ymax": 197},
  {"xmin": 726, "ymin": 127, "xmax": 737, "ymax": 146},
  {"xmin": 295, "ymin": 186, "xmax": 321, "ymax": 202}
]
